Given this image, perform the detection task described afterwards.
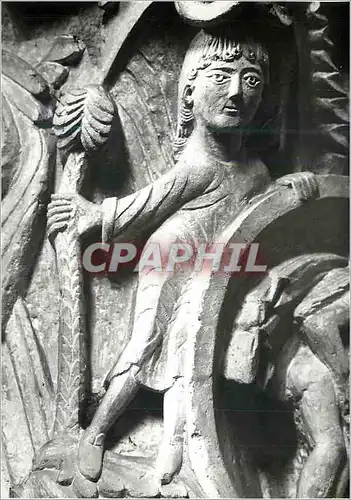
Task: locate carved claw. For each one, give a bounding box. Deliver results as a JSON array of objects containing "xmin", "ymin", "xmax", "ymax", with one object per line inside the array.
[
  {"xmin": 33, "ymin": 434, "xmax": 77, "ymax": 472},
  {"xmin": 56, "ymin": 456, "xmax": 75, "ymax": 486},
  {"xmin": 276, "ymin": 172, "xmax": 320, "ymax": 202},
  {"xmin": 33, "ymin": 434, "xmax": 77, "ymax": 486},
  {"xmin": 264, "ymin": 272, "xmax": 290, "ymax": 310}
]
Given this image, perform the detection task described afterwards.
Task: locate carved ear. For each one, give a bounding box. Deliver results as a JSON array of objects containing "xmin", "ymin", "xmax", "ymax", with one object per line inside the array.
[{"xmin": 182, "ymin": 84, "xmax": 194, "ymax": 108}]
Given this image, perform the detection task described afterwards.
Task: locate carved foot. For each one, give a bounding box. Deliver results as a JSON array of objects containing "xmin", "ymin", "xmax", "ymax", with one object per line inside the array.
[
  {"xmin": 155, "ymin": 437, "xmax": 183, "ymax": 485},
  {"xmin": 73, "ymin": 469, "xmax": 99, "ymax": 498},
  {"xmin": 78, "ymin": 429, "xmax": 106, "ymax": 481}
]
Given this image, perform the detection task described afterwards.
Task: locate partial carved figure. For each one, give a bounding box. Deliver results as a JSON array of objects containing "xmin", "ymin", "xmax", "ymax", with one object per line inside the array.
[
  {"xmin": 1, "ymin": 51, "xmax": 56, "ymax": 335},
  {"xmin": 225, "ymin": 256, "xmax": 349, "ymax": 498}
]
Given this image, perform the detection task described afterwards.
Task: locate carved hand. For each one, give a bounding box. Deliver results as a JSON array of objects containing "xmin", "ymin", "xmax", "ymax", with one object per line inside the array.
[
  {"xmin": 275, "ymin": 171, "xmax": 320, "ymax": 201},
  {"xmin": 47, "ymin": 193, "xmax": 103, "ymax": 239}
]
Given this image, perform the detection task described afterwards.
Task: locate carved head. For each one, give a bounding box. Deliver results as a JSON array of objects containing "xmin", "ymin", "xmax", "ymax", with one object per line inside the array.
[{"xmin": 174, "ymin": 30, "xmax": 269, "ymax": 158}]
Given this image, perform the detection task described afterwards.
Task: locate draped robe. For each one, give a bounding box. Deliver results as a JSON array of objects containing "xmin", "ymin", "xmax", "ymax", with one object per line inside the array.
[{"xmin": 102, "ymin": 139, "xmax": 271, "ymax": 390}]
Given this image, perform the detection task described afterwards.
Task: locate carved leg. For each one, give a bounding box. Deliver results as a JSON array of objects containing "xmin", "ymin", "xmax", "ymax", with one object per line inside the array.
[
  {"xmin": 108, "ymin": 268, "xmax": 177, "ymax": 378},
  {"xmin": 78, "ymin": 262, "xmax": 177, "ymax": 483},
  {"xmin": 288, "ymin": 351, "xmax": 347, "ymax": 498},
  {"xmin": 155, "ymin": 377, "xmax": 186, "ymax": 485},
  {"xmin": 78, "ymin": 366, "xmax": 139, "ymax": 481},
  {"xmin": 78, "ymin": 228, "xmax": 183, "ymax": 485},
  {"xmin": 297, "ymin": 380, "xmax": 346, "ymax": 497},
  {"xmin": 297, "ymin": 292, "xmax": 349, "ymax": 412}
]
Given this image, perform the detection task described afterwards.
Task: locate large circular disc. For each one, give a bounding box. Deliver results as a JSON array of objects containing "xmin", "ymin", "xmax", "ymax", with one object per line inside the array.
[
  {"xmin": 175, "ymin": 1, "xmax": 240, "ymax": 27},
  {"xmin": 184, "ymin": 174, "xmax": 349, "ymax": 498}
]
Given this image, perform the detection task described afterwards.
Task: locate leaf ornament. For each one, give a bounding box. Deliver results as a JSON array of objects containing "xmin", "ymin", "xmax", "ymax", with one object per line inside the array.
[{"xmin": 53, "ymin": 85, "xmax": 115, "ymax": 153}]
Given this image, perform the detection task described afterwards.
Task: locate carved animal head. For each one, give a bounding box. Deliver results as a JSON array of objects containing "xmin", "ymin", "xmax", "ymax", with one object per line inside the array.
[
  {"xmin": 174, "ymin": 29, "xmax": 269, "ymax": 159},
  {"xmin": 223, "ymin": 272, "xmax": 287, "ymax": 384}
]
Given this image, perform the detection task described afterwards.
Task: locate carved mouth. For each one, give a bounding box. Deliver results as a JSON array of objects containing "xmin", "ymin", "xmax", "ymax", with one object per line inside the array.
[{"xmin": 223, "ymin": 105, "xmax": 239, "ymax": 116}]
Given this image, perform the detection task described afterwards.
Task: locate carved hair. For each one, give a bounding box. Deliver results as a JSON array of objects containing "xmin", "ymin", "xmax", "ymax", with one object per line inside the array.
[{"xmin": 174, "ymin": 30, "xmax": 270, "ymax": 161}]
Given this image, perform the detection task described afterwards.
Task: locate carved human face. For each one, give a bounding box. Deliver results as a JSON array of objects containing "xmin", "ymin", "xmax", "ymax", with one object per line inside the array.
[{"xmin": 191, "ymin": 56, "xmax": 264, "ymax": 132}]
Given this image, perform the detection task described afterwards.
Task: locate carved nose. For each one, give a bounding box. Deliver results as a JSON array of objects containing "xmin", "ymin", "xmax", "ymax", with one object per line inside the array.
[{"xmin": 227, "ymin": 73, "xmax": 241, "ymax": 99}]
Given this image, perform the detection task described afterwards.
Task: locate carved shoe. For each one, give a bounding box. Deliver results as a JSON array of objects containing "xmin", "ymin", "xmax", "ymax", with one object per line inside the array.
[{"xmin": 78, "ymin": 430, "xmax": 106, "ymax": 482}]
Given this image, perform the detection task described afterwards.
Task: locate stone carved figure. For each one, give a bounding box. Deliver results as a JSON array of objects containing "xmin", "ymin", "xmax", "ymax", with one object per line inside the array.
[
  {"xmin": 2, "ymin": 2, "xmax": 349, "ymax": 499},
  {"xmin": 48, "ymin": 26, "xmax": 323, "ymax": 494}
]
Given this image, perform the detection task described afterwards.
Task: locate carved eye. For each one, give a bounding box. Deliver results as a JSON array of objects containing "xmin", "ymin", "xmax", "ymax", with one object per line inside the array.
[
  {"xmin": 243, "ymin": 74, "xmax": 261, "ymax": 88},
  {"xmin": 208, "ymin": 72, "xmax": 230, "ymax": 84}
]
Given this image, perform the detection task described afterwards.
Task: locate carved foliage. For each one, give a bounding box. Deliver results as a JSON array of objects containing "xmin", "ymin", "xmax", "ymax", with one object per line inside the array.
[
  {"xmin": 306, "ymin": 6, "xmax": 349, "ymax": 173},
  {"xmin": 54, "ymin": 86, "xmax": 114, "ymax": 153},
  {"xmin": 1, "ymin": 55, "xmax": 56, "ymax": 335}
]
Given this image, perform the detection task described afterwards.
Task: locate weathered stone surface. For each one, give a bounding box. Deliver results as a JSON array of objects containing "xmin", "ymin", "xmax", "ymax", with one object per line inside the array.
[
  {"xmin": 42, "ymin": 35, "xmax": 85, "ymax": 66},
  {"xmin": 1, "ymin": 69, "xmax": 56, "ymax": 333},
  {"xmin": 1, "ymin": 2, "xmax": 349, "ymax": 499},
  {"xmin": 2, "ymin": 50, "xmax": 50, "ymax": 100},
  {"xmin": 36, "ymin": 62, "xmax": 69, "ymax": 89}
]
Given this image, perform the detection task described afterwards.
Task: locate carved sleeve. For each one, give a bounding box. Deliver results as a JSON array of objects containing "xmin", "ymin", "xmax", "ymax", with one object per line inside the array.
[{"xmin": 101, "ymin": 159, "xmax": 211, "ymax": 242}]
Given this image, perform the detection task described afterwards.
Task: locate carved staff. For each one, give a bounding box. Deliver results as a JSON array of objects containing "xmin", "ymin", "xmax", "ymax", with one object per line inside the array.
[{"xmin": 52, "ymin": 86, "xmax": 115, "ymax": 436}]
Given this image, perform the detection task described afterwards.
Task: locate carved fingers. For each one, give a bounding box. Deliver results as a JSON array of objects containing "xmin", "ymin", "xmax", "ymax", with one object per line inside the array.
[
  {"xmin": 47, "ymin": 195, "xmax": 74, "ymax": 239},
  {"xmin": 47, "ymin": 194, "xmax": 103, "ymax": 239},
  {"xmin": 276, "ymin": 172, "xmax": 320, "ymax": 201}
]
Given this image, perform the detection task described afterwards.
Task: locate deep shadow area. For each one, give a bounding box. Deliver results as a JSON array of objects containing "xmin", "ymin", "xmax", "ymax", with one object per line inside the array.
[
  {"xmin": 107, "ymin": 388, "xmax": 163, "ymax": 452},
  {"xmin": 85, "ymin": 386, "xmax": 163, "ymax": 452},
  {"xmin": 217, "ymin": 378, "xmax": 298, "ymax": 470},
  {"xmin": 3, "ymin": 2, "xmax": 93, "ymax": 27}
]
